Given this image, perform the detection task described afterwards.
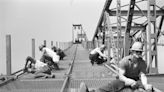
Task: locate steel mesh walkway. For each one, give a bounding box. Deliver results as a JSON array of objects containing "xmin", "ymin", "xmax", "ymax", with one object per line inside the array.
[
  {"xmin": 69, "ymin": 44, "xmax": 116, "ymax": 91},
  {"xmin": 0, "ymin": 45, "xmax": 77, "ymax": 92},
  {"xmin": 1, "ymin": 44, "xmax": 164, "ymax": 92}
]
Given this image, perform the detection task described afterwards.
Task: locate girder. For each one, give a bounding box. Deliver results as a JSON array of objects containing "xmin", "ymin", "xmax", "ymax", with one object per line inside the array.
[
  {"xmin": 124, "ymin": 0, "xmax": 136, "ymax": 56},
  {"xmin": 107, "ymin": 10, "xmax": 164, "ymax": 16},
  {"xmin": 147, "ymin": 0, "xmax": 158, "ymax": 73},
  {"xmin": 92, "ymin": 0, "xmax": 112, "ymax": 42},
  {"xmin": 91, "ymin": 0, "xmax": 164, "ymax": 74},
  {"xmin": 117, "ymin": 0, "xmax": 122, "ymax": 60},
  {"xmin": 111, "ymin": 26, "xmax": 144, "ymax": 31}
]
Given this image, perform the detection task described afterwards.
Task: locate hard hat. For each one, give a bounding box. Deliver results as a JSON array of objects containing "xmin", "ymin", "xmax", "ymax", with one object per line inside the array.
[{"xmin": 130, "ymin": 42, "xmax": 143, "ymax": 51}]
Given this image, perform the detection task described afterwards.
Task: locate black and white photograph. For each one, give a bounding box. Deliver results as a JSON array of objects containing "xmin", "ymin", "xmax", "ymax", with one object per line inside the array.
[{"xmin": 0, "ymin": 0, "xmax": 164, "ymax": 92}]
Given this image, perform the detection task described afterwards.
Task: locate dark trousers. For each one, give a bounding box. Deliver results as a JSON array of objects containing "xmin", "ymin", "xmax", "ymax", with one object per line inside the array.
[
  {"xmin": 40, "ymin": 54, "xmax": 60, "ymax": 70},
  {"xmin": 89, "ymin": 53, "xmax": 107, "ymax": 65},
  {"xmin": 95, "ymin": 79, "xmax": 144, "ymax": 92},
  {"xmin": 57, "ymin": 51, "xmax": 66, "ymax": 60}
]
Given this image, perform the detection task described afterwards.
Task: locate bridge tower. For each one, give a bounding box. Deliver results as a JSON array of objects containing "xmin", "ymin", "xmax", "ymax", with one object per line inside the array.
[{"xmin": 72, "ymin": 24, "xmax": 87, "ymax": 43}]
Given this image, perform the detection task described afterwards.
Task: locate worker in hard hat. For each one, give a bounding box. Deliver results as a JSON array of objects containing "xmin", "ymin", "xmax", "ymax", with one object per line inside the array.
[
  {"xmin": 79, "ymin": 42, "xmax": 153, "ymax": 92},
  {"xmin": 89, "ymin": 44, "xmax": 108, "ymax": 65}
]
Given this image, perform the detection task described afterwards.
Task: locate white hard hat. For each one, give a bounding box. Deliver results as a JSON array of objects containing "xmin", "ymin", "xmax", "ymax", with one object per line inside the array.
[{"xmin": 130, "ymin": 42, "xmax": 143, "ymax": 51}]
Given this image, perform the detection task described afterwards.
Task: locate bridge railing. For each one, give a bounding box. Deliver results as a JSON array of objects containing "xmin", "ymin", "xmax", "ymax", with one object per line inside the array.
[{"xmin": 0, "ymin": 34, "xmax": 74, "ymax": 87}]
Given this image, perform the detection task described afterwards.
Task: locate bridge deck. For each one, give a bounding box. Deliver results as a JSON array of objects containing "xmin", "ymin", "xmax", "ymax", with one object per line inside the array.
[{"xmin": 0, "ymin": 44, "xmax": 164, "ymax": 92}]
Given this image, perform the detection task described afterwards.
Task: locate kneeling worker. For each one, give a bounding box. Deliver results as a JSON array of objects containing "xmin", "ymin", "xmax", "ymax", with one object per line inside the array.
[{"xmin": 89, "ymin": 44, "xmax": 107, "ymax": 65}]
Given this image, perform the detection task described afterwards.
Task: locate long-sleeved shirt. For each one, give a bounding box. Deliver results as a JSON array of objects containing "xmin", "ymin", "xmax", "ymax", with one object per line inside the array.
[
  {"xmin": 42, "ymin": 48, "xmax": 60, "ymax": 63},
  {"xmin": 90, "ymin": 47, "xmax": 106, "ymax": 58}
]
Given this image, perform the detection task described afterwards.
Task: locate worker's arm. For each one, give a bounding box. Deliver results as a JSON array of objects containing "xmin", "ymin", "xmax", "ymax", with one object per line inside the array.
[
  {"xmin": 96, "ymin": 49, "xmax": 107, "ymax": 58},
  {"xmin": 118, "ymin": 68, "xmax": 136, "ymax": 86},
  {"xmin": 140, "ymin": 60, "xmax": 153, "ymax": 90},
  {"xmin": 140, "ymin": 72, "xmax": 148, "ymax": 86},
  {"xmin": 140, "ymin": 72, "xmax": 152, "ymax": 90},
  {"xmin": 25, "ymin": 56, "xmax": 36, "ymax": 68}
]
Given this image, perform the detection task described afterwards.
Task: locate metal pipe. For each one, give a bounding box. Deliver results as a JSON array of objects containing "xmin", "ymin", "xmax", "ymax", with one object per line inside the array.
[
  {"xmin": 6, "ymin": 35, "xmax": 11, "ymax": 75},
  {"xmin": 51, "ymin": 41, "xmax": 53, "ymax": 48},
  {"xmin": 32, "ymin": 38, "xmax": 35, "ymax": 58},
  {"xmin": 44, "ymin": 40, "xmax": 46, "ymax": 47}
]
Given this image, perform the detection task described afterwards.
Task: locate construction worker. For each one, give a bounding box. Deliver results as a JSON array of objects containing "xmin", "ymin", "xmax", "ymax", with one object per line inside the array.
[
  {"xmin": 79, "ymin": 42, "xmax": 153, "ymax": 92},
  {"xmin": 56, "ymin": 48, "xmax": 66, "ymax": 60},
  {"xmin": 89, "ymin": 44, "xmax": 107, "ymax": 65},
  {"xmin": 24, "ymin": 56, "xmax": 55, "ymax": 78},
  {"xmin": 39, "ymin": 45, "xmax": 60, "ymax": 70},
  {"xmin": 52, "ymin": 46, "xmax": 66, "ymax": 60}
]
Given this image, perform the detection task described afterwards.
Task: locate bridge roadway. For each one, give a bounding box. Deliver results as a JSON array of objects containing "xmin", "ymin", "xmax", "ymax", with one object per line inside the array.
[{"xmin": 0, "ymin": 44, "xmax": 164, "ymax": 92}]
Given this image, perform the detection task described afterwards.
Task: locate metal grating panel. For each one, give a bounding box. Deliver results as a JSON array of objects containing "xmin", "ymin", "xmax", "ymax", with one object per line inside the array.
[
  {"xmin": 0, "ymin": 88, "xmax": 61, "ymax": 92},
  {"xmin": 69, "ymin": 79, "xmax": 115, "ymax": 88},
  {"xmin": 0, "ymin": 79, "xmax": 65, "ymax": 91}
]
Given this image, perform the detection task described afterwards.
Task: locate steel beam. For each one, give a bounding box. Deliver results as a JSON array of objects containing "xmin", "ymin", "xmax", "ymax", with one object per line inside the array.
[
  {"xmin": 117, "ymin": 0, "xmax": 122, "ymax": 60},
  {"xmin": 6, "ymin": 35, "xmax": 11, "ymax": 75},
  {"xmin": 102, "ymin": 27, "xmax": 105, "ymax": 44},
  {"xmin": 92, "ymin": 0, "xmax": 112, "ymax": 42},
  {"xmin": 107, "ymin": 10, "xmax": 164, "ymax": 16},
  {"xmin": 124, "ymin": 0, "xmax": 136, "ymax": 56},
  {"xmin": 111, "ymin": 26, "xmax": 144, "ymax": 31},
  {"xmin": 32, "ymin": 39, "xmax": 35, "ymax": 58},
  {"xmin": 147, "ymin": 0, "xmax": 158, "ymax": 74},
  {"xmin": 44, "ymin": 40, "xmax": 46, "ymax": 47}
]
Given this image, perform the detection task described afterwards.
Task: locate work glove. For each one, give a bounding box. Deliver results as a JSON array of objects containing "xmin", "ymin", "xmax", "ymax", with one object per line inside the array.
[
  {"xmin": 144, "ymin": 84, "xmax": 153, "ymax": 91},
  {"xmin": 131, "ymin": 81, "xmax": 139, "ymax": 89}
]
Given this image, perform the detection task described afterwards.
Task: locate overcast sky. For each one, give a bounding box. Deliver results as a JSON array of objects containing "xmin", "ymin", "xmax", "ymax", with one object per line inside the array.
[
  {"xmin": 0, "ymin": 0, "xmax": 106, "ymax": 74},
  {"xmin": 0, "ymin": 0, "xmax": 164, "ymax": 74}
]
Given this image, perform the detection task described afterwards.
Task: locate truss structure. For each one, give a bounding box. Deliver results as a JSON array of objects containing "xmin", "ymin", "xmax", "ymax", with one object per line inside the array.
[{"xmin": 92, "ymin": 0, "xmax": 164, "ymax": 74}]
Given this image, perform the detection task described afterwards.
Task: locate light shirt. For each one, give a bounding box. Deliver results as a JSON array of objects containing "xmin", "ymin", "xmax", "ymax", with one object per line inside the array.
[
  {"xmin": 34, "ymin": 60, "xmax": 47, "ymax": 71},
  {"xmin": 90, "ymin": 48, "xmax": 100, "ymax": 54},
  {"xmin": 42, "ymin": 48, "xmax": 60, "ymax": 63},
  {"xmin": 90, "ymin": 47, "xmax": 106, "ymax": 58}
]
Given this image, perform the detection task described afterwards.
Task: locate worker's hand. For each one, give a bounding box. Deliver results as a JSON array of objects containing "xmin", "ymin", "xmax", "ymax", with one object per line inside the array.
[
  {"xmin": 131, "ymin": 81, "xmax": 139, "ymax": 89},
  {"xmin": 144, "ymin": 84, "xmax": 153, "ymax": 91},
  {"xmin": 103, "ymin": 57, "xmax": 107, "ymax": 60},
  {"xmin": 124, "ymin": 78, "xmax": 136, "ymax": 86}
]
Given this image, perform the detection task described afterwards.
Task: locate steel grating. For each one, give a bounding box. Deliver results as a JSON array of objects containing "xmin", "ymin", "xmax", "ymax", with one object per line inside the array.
[
  {"xmin": 0, "ymin": 79, "xmax": 64, "ymax": 92},
  {"xmin": 148, "ymin": 77, "xmax": 164, "ymax": 91},
  {"xmin": 69, "ymin": 78, "xmax": 115, "ymax": 88},
  {"xmin": 72, "ymin": 61, "xmax": 117, "ymax": 79},
  {"xmin": 0, "ymin": 88, "xmax": 61, "ymax": 92},
  {"xmin": 1, "ymin": 44, "xmax": 164, "ymax": 92}
]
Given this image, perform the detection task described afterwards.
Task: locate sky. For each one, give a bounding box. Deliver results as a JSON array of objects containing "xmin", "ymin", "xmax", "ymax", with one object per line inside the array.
[
  {"xmin": 0, "ymin": 0, "xmax": 164, "ymax": 74},
  {"xmin": 0, "ymin": 0, "xmax": 106, "ymax": 74}
]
